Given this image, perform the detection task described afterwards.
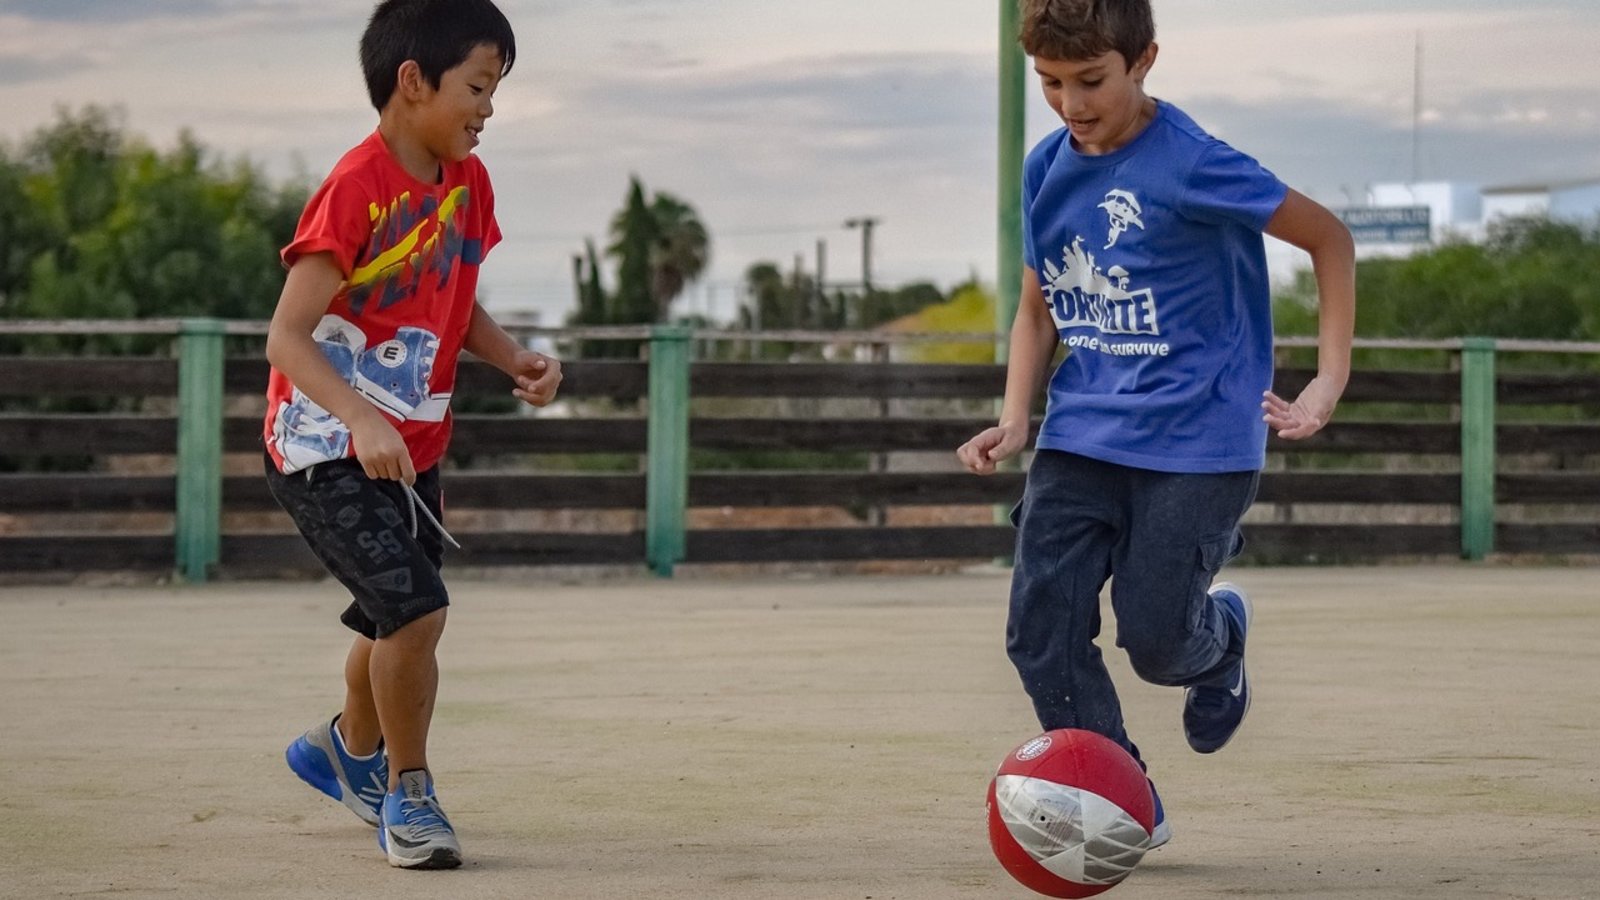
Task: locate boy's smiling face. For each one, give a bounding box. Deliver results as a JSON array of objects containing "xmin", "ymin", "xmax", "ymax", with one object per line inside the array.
[
  {"xmin": 1035, "ymin": 44, "xmax": 1157, "ymax": 156},
  {"xmin": 415, "ymin": 43, "xmax": 504, "ymax": 165}
]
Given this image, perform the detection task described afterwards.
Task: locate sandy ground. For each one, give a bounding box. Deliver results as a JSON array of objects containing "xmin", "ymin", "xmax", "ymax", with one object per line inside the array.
[{"xmin": 2, "ymin": 565, "xmax": 1598, "ymax": 900}]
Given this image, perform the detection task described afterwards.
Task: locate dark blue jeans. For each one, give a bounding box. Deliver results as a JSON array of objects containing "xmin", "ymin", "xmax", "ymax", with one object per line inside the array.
[{"xmin": 1007, "ymin": 450, "xmax": 1258, "ymax": 764}]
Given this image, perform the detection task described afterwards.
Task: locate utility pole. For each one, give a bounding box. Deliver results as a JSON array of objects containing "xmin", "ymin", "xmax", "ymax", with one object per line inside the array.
[
  {"xmin": 1411, "ymin": 30, "xmax": 1424, "ymax": 185},
  {"xmin": 815, "ymin": 237, "xmax": 828, "ymax": 323},
  {"xmin": 844, "ymin": 216, "xmax": 879, "ymax": 294},
  {"xmin": 571, "ymin": 252, "xmax": 585, "ymax": 311}
]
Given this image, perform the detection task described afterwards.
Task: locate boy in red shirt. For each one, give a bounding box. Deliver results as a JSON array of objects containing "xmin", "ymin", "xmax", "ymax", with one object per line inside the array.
[{"xmin": 262, "ymin": 0, "xmax": 561, "ymax": 869}]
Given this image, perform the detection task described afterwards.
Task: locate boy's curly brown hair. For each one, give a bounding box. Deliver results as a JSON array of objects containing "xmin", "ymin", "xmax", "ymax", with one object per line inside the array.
[{"xmin": 1017, "ymin": 0, "xmax": 1155, "ymax": 68}]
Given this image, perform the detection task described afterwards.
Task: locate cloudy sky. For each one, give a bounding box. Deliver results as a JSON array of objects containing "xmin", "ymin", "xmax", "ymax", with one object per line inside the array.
[{"xmin": 2, "ymin": 0, "xmax": 1598, "ymax": 323}]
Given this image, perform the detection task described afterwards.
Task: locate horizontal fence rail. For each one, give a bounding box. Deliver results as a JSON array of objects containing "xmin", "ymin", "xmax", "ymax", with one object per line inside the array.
[{"xmin": 2, "ymin": 322, "xmax": 1598, "ymax": 578}]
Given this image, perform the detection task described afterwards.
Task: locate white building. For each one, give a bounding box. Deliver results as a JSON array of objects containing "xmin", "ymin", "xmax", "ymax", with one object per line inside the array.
[
  {"xmin": 1481, "ymin": 179, "xmax": 1600, "ymax": 225},
  {"xmin": 1267, "ymin": 177, "xmax": 1600, "ymax": 284},
  {"xmin": 1365, "ymin": 181, "xmax": 1484, "ymax": 243}
]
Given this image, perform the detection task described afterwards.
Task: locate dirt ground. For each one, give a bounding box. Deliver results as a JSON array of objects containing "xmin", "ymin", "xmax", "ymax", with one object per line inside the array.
[{"xmin": 2, "ymin": 565, "xmax": 1597, "ymax": 900}]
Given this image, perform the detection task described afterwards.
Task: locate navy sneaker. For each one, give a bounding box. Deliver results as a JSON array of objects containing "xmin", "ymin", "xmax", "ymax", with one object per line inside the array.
[
  {"xmin": 285, "ymin": 715, "xmax": 387, "ymax": 827},
  {"xmin": 378, "ymin": 769, "xmax": 462, "ymax": 870},
  {"xmin": 1183, "ymin": 582, "xmax": 1254, "ymax": 753},
  {"xmin": 1147, "ymin": 779, "xmax": 1170, "ymax": 849}
]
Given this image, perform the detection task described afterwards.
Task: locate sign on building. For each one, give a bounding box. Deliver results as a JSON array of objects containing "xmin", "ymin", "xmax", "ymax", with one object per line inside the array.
[{"xmin": 1335, "ymin": 206, "xmax": 1432, "ymax": 244}]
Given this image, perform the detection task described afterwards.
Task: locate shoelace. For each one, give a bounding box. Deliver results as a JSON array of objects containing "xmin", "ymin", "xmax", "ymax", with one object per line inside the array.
[
  {"xmin": 403, "ymin": 481, "xmax": 461, "ymax": 549},
  {"xmin": 395, "ymin": 794, "xmax": 454, "ymax": 840},
  {"xmin": 1187, "ymin": 687, "xmax": 1231, "ymax": 712},
  {"xmin": 1188, "ymin": 667, "xmax": 1243, "ymax": 712}
]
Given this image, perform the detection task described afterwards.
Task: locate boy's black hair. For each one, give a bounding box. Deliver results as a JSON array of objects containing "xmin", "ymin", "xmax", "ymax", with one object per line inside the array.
[
  {"xmin": 1018, "ymin": 0, "xmax": 1154, "ymax": 69},
  {"xmin": 360, "ymin": 0, "xmax": 517, "ymax": 111}
]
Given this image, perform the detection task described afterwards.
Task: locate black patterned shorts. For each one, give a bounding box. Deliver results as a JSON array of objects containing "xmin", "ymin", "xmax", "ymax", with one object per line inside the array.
[{"xmin": 264, "ymin": 452, "xmax": 450, "ymax": 640}]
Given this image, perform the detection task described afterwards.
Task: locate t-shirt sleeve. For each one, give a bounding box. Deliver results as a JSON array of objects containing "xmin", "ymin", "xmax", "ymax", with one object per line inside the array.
[
  {"xmin": 1177, "ymin": 142, "xmax": 1288, "ymax": 232},
  {"xmin": 281, "ymin": 174, "xmax": 373, "ymax": 275},
  {"xmin": 461, "ymin": 159, "xmax": 501, "ymax": 267},
  {"xmin": 1022, "ymin": 177, "xmax": 1038, "ymax": 271},
  {"xmin": 1020, "ymin": 136, "xmax": 1057, "ymax": 271}
]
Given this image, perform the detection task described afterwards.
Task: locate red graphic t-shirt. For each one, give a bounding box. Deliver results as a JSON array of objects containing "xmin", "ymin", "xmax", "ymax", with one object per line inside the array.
[{"xmin": 263, "ymin": 131, "xmax": 501, "ymax": 475}]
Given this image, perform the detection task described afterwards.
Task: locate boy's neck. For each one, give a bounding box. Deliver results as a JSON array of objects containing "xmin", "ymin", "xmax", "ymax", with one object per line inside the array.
[
  {"xmin": 1078, "ymin": 95, "xmax": 1158, "ymax": 156},
  {"xmin": 377, "ymin": 116, "xmax": 443, "ymax": 185}
]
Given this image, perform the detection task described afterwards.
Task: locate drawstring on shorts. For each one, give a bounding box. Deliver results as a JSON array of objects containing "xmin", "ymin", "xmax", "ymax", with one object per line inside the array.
[
  {"xmin": 403, "ymin": 481, "xmax": 461, "ymax": 549},
  {"xmin": 300, "ymin": 462, "xmax": 460, "ymax": 549}
]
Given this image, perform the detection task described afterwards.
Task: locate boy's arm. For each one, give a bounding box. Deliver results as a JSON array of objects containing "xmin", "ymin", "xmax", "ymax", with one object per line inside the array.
[
  {"xmin": 462, "ymin": 302, "xmax": 563, "ymax": 407},
  {"xmin": 1262, "ymin": 189, "xmax": 1356, "ymax": 440},
  {"xmin": 265, "ymin": 252, "xmax": 414, "ymax": 483},
  {"xmin": 957, "ymin": 269, "xmax": 1058, "ymax": 475}
]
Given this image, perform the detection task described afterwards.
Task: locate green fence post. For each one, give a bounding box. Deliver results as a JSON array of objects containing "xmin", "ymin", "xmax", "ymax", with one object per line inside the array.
[
  {"xmin": 175, "ymin": 318, "xmax": 226, "ymax": 582},
  {"xmin": 1459, "ymin": 337, "xmax": 1497, "ymax": 560},
  {"xmin": 997, "ymin": 0, "xmax": 1025, "ymax": 350},
  {"xmin": 994, "ymin": 0, "xmax": 1027, "ymax": 564},
  {"xmin": 645, "ymin": 325, "xmax": 692, "ymax": 577}
]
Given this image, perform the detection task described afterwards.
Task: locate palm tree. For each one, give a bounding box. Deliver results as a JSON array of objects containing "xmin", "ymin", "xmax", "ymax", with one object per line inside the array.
[
  {"xmin": 606, "ymin": 175, "xmax": 709, "ymax": 321},
  {"xmin": 645, "ymin": 191, "xmax": 709, "ymax": 318}
]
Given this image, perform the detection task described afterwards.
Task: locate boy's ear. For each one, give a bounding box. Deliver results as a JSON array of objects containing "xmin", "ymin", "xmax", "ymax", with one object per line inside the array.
[
  {"xmin": 1131, "ymin": 42, "xmax": 1158, "ymax": 80},
  {"xmin": 395, "ymin": 59, "xmax": 427, "ymax": 101}
]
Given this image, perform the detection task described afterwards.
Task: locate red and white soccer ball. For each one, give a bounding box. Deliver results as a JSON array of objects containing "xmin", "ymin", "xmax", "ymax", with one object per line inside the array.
[{"xmin": 986, "ymin": 729, "xmax": 1156, "ymax": 898}]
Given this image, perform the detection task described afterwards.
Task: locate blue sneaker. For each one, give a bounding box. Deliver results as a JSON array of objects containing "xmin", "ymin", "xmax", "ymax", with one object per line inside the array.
[
  {"xmin": 1183, "ymin": 582, "xmax": 1254, "ymax": 753},
  {"xmin": 1147, "ymin": 779, "xmax": 1170, "ymax": 849},
  {"xmin": 378, "ymin": 769, "xmax": 462, "ymax": 869},
  {"xmin": 285, "ymin": 716, "xmax": 387, "ymax": 827}
]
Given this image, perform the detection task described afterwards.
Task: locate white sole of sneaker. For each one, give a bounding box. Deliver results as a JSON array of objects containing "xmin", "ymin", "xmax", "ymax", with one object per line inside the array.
[
  {"xmin": 381, "ymin": 829, "xmax": 463, "ymax": 870},
  {"xmin": 1211, "ymin": 581, "xmax": 1254, "ymax": 630},
  {"xmin": 387, "ymin": 847, "xmax": 463, "ymax": 870}
]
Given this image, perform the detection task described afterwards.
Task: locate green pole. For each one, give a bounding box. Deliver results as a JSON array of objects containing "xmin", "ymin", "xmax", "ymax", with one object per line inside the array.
[
  {"xmin": 645, "ymin": 325, "xmax": 691, "ymax": 577},
  {"xmin": 995, "ymin": 1, "xmax": 1027, "ymax": 555},
  {"xmin": 998, "ymin": 0, "xmax": 1026, "ymax": 356},
  {"xmin": 175, "ymin": 318, "xmax": 226, "ymax": 582},
  {"xmin": 1459, "ymin": 337, "xmax": 1496, "ymax": 560}
]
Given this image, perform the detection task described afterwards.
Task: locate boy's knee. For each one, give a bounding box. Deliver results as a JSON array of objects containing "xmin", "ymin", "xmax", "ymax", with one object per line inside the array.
[
  {"xmin": 380, "ymin": 606, "xmax": 448, "ymax": 645},
  {"xmin": 1122, "ymin": 637, "xmax": 1191, "ymax": 687}
]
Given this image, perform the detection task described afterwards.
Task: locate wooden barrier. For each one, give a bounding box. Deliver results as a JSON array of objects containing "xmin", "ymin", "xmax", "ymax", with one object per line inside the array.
[{"xmin": 1, "ymin": 326, "xmax": 1598, "ymax": 577}]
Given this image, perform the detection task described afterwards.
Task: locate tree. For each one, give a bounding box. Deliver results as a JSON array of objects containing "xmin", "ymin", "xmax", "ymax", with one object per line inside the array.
[
  {"xmin": 734, "ymin": 260, "xmax": 849, "ymax": 359},
  {"xmin": 606, "ymin": 177, "xmax": 658, "ymax": 327},
  {"xmin": 566, "ymin": 176, "xmax": 711, "ymax": 356},
  {"xmin": 1273, "ymin": 215, "xmax": 1600, "ymax": 344},
  {"xmin": 0, "ymin": 105, "xmax": 307, "ymax": 336},
  {"xmin": 605, "ymin": 175, "xmax": 710, "ymax": 323},
  {"xmin": 569, "ymin": 238, "xmax": 616, "ymax": 359},
  {"xmin": 645, "ymin": 191, "xmax": 710, "ymax": 316},
  {"xmin": 859, "ymin": 281, "xmax": 945, "ymax": 329},
  {"xmin": 886, "ymin": 279, "xmax": 997, "ymax": 364}
]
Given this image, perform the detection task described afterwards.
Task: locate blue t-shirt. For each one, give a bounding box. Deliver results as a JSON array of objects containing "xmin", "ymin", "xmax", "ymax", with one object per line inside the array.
[{"xmin": 1023, "ymin": 100, "xmax": 1287, "ymax": 473}]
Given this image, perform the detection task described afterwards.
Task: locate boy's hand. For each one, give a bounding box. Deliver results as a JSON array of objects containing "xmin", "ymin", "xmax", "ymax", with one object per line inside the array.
[
  {"xmin": 957, "ymin": 423, "xmax": 1027, "ymax": 475},
  {"xmin": 1263, "ymin": 376, "xmax": 1344, "ymax": 440},
  {"xmin": 511, "ymin": 351, "xmax": 562, "ymax": 407},
  {"xmin": 349, "ymin": 414, "xmax": 416, "ymax": 485}
]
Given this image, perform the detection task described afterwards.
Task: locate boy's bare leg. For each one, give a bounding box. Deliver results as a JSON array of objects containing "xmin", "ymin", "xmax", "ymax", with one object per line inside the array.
[
  {"xmin": 369, "ymin": 607, "xmax": 447, "ymax": 788},
  {"xmin": 337, "ymin": 636, "xmax": 382, "ymax": 756}
]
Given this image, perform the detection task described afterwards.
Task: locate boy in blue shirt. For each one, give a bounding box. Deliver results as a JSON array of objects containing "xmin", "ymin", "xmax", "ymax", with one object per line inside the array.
[{"xmin": 958, "ymin": 0, "xmax": 1355, "ymax": 848}]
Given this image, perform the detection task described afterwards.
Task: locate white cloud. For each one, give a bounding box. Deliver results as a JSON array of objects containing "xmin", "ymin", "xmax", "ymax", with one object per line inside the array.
[{"xmin": 1, "ymin": 0, "xmax": 1598, "ymax": 322}]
